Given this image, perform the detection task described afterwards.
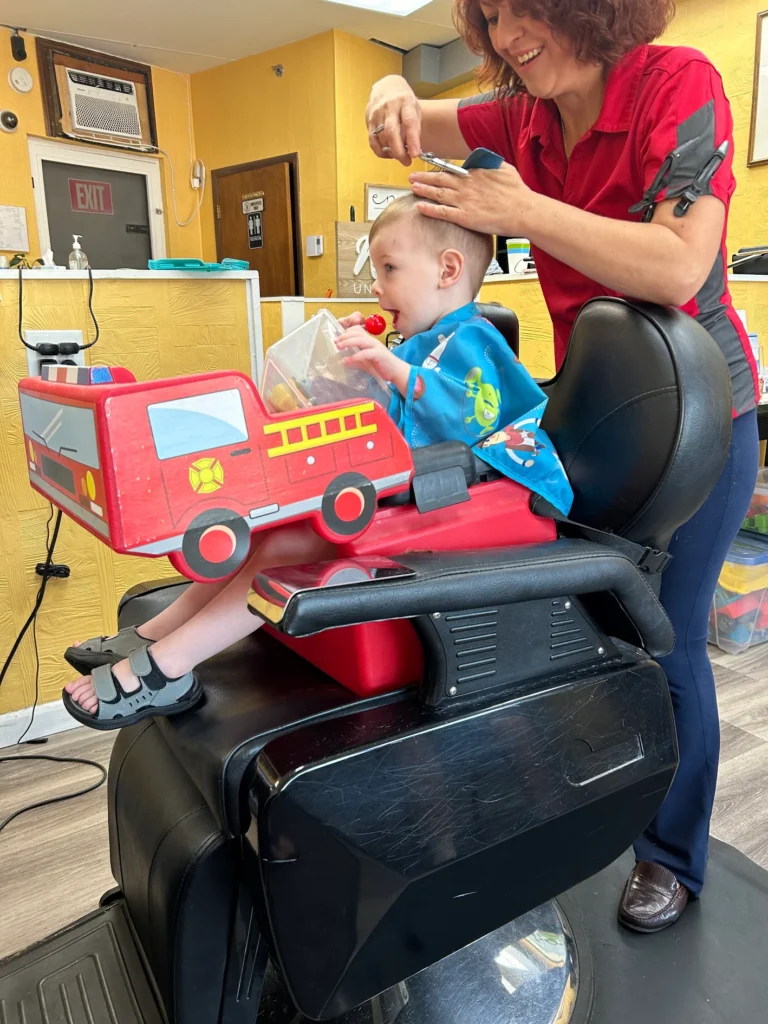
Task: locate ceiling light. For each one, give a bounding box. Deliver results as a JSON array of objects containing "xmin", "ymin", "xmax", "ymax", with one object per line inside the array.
[{"xmin": 322, "ymin": 0, "xmax": 433, "ymax": 16}]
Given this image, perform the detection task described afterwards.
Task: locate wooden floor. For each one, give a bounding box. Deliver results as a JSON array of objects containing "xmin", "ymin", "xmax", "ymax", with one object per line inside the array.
[{"xmin": 0, "ymin": 644, "xmax": 767, "ymax": 961}]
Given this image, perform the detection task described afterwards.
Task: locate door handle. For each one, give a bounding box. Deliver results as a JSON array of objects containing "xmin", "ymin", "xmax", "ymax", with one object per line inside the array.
[{"xmin": 230, "ymin": 448, "xmax": 252, "ymax": 457}]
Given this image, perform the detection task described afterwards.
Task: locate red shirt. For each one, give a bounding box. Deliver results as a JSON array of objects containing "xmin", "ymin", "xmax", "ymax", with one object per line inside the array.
[{"xmin": 458, "ymin": 44, "xmax": 758, "ymax": 415}]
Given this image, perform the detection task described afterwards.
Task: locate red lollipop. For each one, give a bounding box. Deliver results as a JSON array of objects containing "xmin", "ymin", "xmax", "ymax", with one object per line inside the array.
[{"xmin": 365, "ymin": 314, "xmax": 386, "ymax": 336}]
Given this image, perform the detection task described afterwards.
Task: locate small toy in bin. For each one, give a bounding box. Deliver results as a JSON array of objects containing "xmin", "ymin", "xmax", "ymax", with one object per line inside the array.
[
  {"xmin": 742, "ymin": 468, "xmax": 768, "ymax": 537},
  {"xmin": 260, "ymin": 309, "xmax": 390, "ymax": 413}
]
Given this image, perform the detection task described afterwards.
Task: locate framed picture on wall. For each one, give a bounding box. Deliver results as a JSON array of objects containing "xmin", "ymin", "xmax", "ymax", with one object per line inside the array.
[
  {"xmin": 749, "ymin": 10, "xmax": 768, "ymax": 165},
  {"xmin": 365, "ymin": 184, "xmax": 412, "ymax": 221}
]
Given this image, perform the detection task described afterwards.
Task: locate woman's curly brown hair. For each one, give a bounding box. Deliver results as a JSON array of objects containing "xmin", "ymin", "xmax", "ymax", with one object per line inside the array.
[{"xmin": 455, "ymin": 0, "xmax": 675, "ymax": 95}]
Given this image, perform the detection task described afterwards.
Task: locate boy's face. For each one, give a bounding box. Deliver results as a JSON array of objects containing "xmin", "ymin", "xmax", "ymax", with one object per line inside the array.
[{"xmin": 369, "ymin": 221, "xmax": 446, "ymax": 339}]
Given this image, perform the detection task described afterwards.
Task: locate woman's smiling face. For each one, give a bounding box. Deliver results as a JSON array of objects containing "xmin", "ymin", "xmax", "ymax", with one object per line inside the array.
[{"xmin": 477, "ymin": 1, "xmax": 591, "ymax": 100}]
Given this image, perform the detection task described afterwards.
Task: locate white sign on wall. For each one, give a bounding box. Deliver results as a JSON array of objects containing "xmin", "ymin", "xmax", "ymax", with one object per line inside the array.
[{"xmin": 365, "ymin": 184, "xmax": 412, "ymax": 221}]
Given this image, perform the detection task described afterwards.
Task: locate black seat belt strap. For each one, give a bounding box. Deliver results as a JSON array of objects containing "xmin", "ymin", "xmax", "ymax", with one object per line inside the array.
[{"xmin": 533, "ymin": 498, "xmax": 672, "ymax": 577}]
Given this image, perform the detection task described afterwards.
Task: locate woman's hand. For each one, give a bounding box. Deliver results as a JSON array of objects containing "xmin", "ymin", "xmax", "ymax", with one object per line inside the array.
[
  {"xmin": 366, "ymin": 75, "xmax": 422, "ymax": 165},
  {"xmin": 409, "ymin": 163, "xmax": 535, "ymax": 237},
  {"xmin": 336, "ymin": 327, "xmax": 410, "ymax": 395}
]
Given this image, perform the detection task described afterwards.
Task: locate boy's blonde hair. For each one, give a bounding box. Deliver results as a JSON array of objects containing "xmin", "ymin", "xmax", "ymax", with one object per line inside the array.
[{"xmin": 368, "ymin": 193, "xmax": 494, "ymax": 296}]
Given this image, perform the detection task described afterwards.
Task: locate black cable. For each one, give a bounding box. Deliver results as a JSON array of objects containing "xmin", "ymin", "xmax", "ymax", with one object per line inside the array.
[
  {"xmin": 17, "ymin": 265, "xmax": 100, "ymax": 350},
  {"xmin": 0, "ymin": 755, "xmax": 107, "ymax": 834},
  {"xmin": 80, "ymin": 267, "xmax": 101, "ymax": 349},
  {"xmin": 0, "ymin": 508, "xmax": 62, "ymax": 691},
  {"xmin": 0, "ymin": 507, "xmax": 108, "ymax": 834},
  {"xmin": 16, "ymin": 509, "xmax": 55, "ymax": 744}
]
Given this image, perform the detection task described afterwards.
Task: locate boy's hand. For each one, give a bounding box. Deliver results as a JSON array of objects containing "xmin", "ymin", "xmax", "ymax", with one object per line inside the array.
[
  {"xmin": 336, "ymin": 327, "xmax": 410, "ymax": 396},
  {"xmin": 337, "ymin": 312, "xmax": 366, "ymax": 330}
]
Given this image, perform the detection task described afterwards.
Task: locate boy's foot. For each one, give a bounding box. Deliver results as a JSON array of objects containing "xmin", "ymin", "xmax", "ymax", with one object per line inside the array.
[
  {"xmin": 65, "ymin": 625, "xmax": 154, "ymax": 675},
  {"xmin": 63, "ymin": 645, "xmax": 202, "ymax": 731}
]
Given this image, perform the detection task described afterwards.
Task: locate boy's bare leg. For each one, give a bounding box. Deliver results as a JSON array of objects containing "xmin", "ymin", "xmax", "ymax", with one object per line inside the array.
[
  {"xmin": 65, "ymin": 523, "xmax": 335, "ymax": 713},
  {"xmin": 71, "ymin": 575, "xmax": 233, "ymax": 648}
]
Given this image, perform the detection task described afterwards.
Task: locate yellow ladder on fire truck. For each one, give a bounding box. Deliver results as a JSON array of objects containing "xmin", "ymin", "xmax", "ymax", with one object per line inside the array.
[{"xmin": 263, "ymin": 401, "xmax": 377, "ymax": 457}]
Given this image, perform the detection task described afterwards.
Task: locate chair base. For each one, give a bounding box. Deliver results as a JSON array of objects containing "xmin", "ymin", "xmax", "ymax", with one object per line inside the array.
[{"xmin": 5, "ymin": 839, "xmax": 767, "ymax": 1024}]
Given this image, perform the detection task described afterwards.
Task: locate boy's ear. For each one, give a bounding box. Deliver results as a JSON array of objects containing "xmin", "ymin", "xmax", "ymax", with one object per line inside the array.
[{"xmin": 437, "ymin": 248, "xmax": 465, "ymax": 289}]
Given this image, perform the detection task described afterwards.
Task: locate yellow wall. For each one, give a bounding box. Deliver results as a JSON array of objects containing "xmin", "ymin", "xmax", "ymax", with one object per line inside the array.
[
  {"xmin": 190, "ymin": 30, "xmax": 412, "ymax": 296},
  {"xmin": 0, "ymin": 29, "xmax": 202, "ymax": 264},
  {"xmin": 0, "ymin": 275, "xmax": 253, "ymax": 716},
  {"xmin": 0, "ymin": 32, "xmax": 47, "ymax": 262},
  {"xmin": 191, "ymin": 32, "xmax": 339, "ymax": 297},
  {"xmin": 333, "ymin": 32, "xmax": 413, "ymax": 221}
]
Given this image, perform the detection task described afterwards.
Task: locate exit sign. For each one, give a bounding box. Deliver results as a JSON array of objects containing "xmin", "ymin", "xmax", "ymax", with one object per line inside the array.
[{"xmin": 69, "ymin": 179, "xmax": 114, "ymax": 215}]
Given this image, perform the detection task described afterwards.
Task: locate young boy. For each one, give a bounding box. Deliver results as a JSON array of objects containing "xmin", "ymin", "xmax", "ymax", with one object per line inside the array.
[{"xmin": 63, "ymin": 195, "xmax": 572, "ymax": 730}]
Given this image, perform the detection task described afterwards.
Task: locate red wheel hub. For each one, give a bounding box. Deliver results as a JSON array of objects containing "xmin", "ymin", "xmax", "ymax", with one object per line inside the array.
[
  {"xmin": 199, "ymin": 525, "xmax": 237, "ymax": 564},
  {"xmin": 334, "ymin": 487, "xmax": 365, "ymax": 523}
]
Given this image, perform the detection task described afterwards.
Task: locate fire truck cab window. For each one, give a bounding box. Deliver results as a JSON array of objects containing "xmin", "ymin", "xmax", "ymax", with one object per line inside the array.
[{"xmin": 148, "ymin": 389, "xmax": 249, "ymax": 460}]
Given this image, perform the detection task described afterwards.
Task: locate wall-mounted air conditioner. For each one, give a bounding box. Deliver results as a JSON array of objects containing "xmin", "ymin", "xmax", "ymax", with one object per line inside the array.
[{"xmin": 65, "ymin": 68, "xmax": 142, "ymax": 141}]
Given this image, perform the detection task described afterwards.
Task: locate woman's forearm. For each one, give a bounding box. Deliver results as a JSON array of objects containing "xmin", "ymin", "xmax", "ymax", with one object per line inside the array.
[
  {"xmin": 518, "ymin": 193, "xmax": 705, "ymax": 307},
  {"xmin": 418, "ymin": 98, "xmax": 470, "ymax": 159}
]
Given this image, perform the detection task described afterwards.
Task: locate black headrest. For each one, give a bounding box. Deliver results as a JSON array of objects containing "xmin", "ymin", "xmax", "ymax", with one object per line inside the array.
[
  {"xmin": 538, "ymin": 298, "xmax": 732, "ymax": 550},
  {"xmin": 477, "ymin": 302, "xmax": 519, "ymax": 356}
]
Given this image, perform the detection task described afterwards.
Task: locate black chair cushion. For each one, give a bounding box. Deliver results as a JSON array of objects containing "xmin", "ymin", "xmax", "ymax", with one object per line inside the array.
[
  {"xmin": 117, "ymin": 581, "xmax": 409, "ymax": 836},
  {"xmin": 540, "ymin": 298, "xmax": 732, "ymax": 549},
  {"xmin": 476, "ymin": 302, "xmax": 519, "ymax": 356}
]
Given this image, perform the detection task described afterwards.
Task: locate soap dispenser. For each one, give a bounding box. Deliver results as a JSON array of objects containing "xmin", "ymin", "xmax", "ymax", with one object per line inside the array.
[{"xmin": 68, "ymin": 235, "xmax": 89, "ymax": 270}]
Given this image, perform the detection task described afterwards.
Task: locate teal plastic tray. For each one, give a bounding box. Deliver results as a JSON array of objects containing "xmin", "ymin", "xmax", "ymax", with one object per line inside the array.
[{"xmin": 148, "ymin": 258, "xmax": 250, "ymax": 272}]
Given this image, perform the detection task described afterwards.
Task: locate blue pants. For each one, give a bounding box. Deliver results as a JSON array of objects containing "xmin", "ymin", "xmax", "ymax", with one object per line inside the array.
[{"xmin": 634, "ymin": 409, "xmax": 760, "ymax": 894}]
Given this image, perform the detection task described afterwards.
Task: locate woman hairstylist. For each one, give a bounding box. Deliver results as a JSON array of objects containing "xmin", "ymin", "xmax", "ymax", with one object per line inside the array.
[{"xmin": 366, "ymin": 0, "xmax": 760, "ymax": 934}]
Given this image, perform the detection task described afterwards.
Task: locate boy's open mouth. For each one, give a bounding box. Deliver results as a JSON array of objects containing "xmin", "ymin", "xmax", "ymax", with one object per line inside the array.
[{"xmin": 382, "ymin": 307, "xmax": 400, "ymax": 327}]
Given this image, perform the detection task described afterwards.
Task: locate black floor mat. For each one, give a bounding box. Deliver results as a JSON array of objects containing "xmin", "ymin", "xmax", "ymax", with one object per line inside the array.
[
  {"xmin": 561, "ymin": 838, "xmax": 768, "ymax": 1023},
  {"xmin": 0, "ymin": 901, "xmax": 163, "ymax": 1024}
]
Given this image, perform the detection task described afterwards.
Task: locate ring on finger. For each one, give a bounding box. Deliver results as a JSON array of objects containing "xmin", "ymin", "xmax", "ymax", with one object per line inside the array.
[
  {"xmin": 381, "ymin": 145, "xmax": 392, "ymax": 154},
  {"xmin": 372, "ymin": 124, "xmax": 386, "ymax": 136}
]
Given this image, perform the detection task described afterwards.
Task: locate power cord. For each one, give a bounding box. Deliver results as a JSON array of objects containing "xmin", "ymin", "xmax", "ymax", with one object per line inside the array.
[
  {"xmin": 0, "ymin": 756, "xmax": 107, "ymax": 834},
  {"xmin": 0, "ymin": 507, "xmax": 107, "ymax": 833},
  {"xmin": 17, "ymin": 265, "xmax": 100, "ymax": 355}
]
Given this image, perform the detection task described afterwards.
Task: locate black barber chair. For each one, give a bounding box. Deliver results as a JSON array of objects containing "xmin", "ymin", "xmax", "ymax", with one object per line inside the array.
[{"xmin": 4, "ymin": 298, "xmax": 768, "ymax": 1024}]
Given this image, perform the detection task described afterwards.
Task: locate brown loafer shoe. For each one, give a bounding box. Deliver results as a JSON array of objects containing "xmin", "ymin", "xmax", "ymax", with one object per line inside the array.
[{"xmin": 618, "ymin": 861, "xmax": 689, "ymax": 933}]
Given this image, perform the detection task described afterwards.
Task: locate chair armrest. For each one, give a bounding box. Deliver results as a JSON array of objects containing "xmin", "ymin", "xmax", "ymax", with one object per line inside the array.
[{"xmin": 248, "ymin": 538, "xmax": 673, "ymax": 659}]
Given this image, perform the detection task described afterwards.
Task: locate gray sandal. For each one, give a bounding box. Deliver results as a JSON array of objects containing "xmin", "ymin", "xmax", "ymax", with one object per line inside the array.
[
  {"xmin": 64, "ymin": 626, "xmax": 147, "ymax": 675},
  {"xmin": 62, "ymin": 644, "xmax": 203, "ymax": 732}
]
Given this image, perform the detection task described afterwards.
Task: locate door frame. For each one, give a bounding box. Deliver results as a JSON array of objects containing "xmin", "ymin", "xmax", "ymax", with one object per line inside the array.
[
  {"xmin": 28, "ymin": 137, "xmax": 167, "ymax": 261},
  {"xmin": 212, "ymin": 153, "xmax": 303, "ymax": 296}
]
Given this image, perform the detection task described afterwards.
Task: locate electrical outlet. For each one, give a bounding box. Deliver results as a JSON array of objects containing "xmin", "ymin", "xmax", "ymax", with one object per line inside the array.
[{"xmin": 24, "ymin": 330, "xmax": 85, "ymax": 377}]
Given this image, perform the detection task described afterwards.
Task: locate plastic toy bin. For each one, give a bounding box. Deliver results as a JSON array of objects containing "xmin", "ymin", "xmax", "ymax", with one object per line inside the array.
[
  {"xmin": 260, "ymin": 308, "xmax": 388, "ymax": 413},
  {"xmin": 709, "ymin": 532, "xmax": 768, "ymax": 654},
  {"xmin": 742, "ymin": 468, "xmax": 768, "ymax": 537}
]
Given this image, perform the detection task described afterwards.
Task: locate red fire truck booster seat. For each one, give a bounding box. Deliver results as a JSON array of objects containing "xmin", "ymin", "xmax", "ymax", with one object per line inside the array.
[{"xmin": 17, "ymin": 303, "xmax": 554, "ymax": 698}]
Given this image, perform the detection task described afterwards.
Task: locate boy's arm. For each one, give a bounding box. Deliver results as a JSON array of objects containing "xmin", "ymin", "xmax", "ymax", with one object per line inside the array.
[{"xmin": 336, "ymin": 328, "xmax": 410, "ymax": 395}]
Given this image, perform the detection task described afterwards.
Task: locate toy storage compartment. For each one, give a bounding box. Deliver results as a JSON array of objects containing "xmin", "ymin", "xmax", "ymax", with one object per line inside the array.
[
  {"xmin": 742, "ymin": 468, "xmax": 768, "ymax": 537},
  {"xmin": 709, "ymin": 532, "xmax": 768, "ymax": 654}
]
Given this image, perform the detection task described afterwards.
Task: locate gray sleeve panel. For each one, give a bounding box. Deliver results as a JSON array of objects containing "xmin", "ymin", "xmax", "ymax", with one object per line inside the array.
[
  {"xmin": 458, "ymin": 90, "xmax": 501, "ymax": 108},
  {"xmin": 662, "ymin": 99, "xmax": 718, "ymax": 198},
  {"xmin": 694, "ymin": 252, "xmax": 756, "ymax": 415}
]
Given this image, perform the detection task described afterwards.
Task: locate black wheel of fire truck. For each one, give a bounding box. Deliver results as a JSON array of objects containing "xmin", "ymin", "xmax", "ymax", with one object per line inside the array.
[
  {"xmin": 320, "ymin": 472, "xmax": 377, "ymax": 539},
  {"xmin": 180, "ymin": 508, "xmax": 251, "ymax": 580}
]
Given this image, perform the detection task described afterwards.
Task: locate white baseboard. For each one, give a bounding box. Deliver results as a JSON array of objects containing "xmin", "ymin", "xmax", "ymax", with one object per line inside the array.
[{"xmin": 0, "ymin": 699, "xmax": 79, "ymax": 749}]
